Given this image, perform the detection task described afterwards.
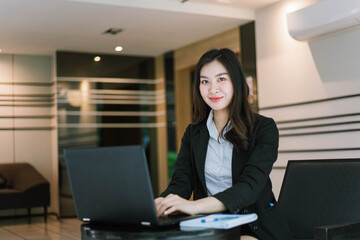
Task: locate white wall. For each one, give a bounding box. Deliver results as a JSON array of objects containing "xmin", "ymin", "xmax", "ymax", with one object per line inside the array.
[
  {"xmin": 256, "ymin": 0, "xmax": 360, "ymax": 197},
  {"xmin": 0, "ymin": 54, "xmax": 58, "ymax": 216}
]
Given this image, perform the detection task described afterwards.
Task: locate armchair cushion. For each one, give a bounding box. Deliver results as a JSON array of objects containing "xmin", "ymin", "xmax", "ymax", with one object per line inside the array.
[
  {"xmin": 0, "ymin": 163, "xmax": 50, "ymax": 210},
  {"xmin": 0, "ymin": 171, "xmax": 7, "ymax": 189}
]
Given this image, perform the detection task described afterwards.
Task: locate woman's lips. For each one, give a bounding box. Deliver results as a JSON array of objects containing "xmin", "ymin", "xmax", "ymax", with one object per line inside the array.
[{"xmin": 209, "ymin": 97, "xmax": 223, "ymax": 102}]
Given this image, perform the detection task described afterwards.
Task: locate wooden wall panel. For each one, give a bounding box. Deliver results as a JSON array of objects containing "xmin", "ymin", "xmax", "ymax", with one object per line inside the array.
[
  {"xmin": 150, "ymin": 55, "xmax": 169, "ymax": 195},
  {"xmin": 175, "ymin": 28, "xmax": 241, "ymax": 71}
]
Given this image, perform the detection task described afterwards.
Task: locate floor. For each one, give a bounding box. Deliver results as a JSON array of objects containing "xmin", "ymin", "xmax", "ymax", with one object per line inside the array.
[{"xmin": 0, "ymin": 215, "xmax": 82, "ymax": 240}]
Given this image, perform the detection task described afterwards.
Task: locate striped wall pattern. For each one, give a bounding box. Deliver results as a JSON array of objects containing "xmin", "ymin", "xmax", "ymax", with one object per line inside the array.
[
  {"xmin": 0, "ymin": 90, "xmax": 54, "ymax": 131},
  {"xmin": 0, "ymin": 55, "xmax": 55, "ymax": 161},
  {"xmin": 0, "ymin": 61, "xmax": 54, "ymax": 132},
  {"xmin": 56, "ymin": 77, "xmax": 166, "ymax": 149},
  {"xmin": 260, "ymin": 94, "xmax": 360, "ymax": 169}
]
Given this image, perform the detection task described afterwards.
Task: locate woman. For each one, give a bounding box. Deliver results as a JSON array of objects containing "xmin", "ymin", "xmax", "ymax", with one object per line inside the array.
[{"xmin": 155, "ymin": 48, "xmax": 291, "ymax": 239}]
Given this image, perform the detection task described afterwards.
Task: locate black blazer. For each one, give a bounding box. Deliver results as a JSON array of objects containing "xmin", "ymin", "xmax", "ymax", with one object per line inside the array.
[{"xmin": 160, "ymin": 113, "xmax": 292, "ymax": 239}]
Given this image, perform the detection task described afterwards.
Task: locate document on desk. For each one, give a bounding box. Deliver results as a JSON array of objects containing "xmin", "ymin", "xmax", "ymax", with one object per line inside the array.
[{"xmin": 180, "ymin": 213, "xmax": 258, "ymax": 230}]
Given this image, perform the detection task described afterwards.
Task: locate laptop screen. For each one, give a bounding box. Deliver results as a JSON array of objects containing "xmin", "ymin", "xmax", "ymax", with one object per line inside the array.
[{"xmin": 64, "ymin": 145, "xmax": 159, "ymax": 225}]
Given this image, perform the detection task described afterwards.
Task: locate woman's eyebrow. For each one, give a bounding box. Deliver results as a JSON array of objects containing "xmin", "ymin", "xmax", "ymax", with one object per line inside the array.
[
  {"xmin": 215, "ymin": 72, "xmax": 229, "ymax": 77},
  {"xmin": 200, "ymin": 72, "xmax": 228, "ymax": 78}
]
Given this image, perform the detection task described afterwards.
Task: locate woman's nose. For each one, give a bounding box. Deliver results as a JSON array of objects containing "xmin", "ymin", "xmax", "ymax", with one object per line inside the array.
[{"xmin": 209, "ymin": 83, "xmax": 218, "ymax": 93}]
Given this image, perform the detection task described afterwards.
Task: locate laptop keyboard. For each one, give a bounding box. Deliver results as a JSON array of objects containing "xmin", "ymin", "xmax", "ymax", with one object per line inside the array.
[{"xmin": 158, "ymin": 214, "xmax": 200, "ymax": 226}]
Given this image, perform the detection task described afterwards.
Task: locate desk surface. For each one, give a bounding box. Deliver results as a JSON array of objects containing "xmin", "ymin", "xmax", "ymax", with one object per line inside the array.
[{"xmin": 81, "ymin": 223, "xmax": 241, "ymax": 240}]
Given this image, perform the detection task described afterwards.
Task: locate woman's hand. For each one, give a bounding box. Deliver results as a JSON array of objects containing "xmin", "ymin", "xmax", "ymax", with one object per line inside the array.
[
  {"xmin": 154, "ymin": 194, "xmax": 227, "ymax": 217},
  {"xmin": 154, "ymin": 194, "xmax": 199, "ymax": 216}
]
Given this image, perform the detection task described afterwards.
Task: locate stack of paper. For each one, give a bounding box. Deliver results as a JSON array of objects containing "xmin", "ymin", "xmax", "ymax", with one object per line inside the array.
[{"xmin": 180, "ymin": 213, "xmax": 258, "ymax": 230}]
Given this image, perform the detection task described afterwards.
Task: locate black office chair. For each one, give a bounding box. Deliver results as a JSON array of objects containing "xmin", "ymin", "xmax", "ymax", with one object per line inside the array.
[{"xmin": 278, "ymin": 159, "xmax": 360, "ymax": 240}]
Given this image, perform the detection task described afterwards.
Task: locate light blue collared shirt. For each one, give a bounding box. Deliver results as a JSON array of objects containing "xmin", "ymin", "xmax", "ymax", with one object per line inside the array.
[{"xmin": 204, "ymin": 110, "xmax": 233, "ymax": 196}]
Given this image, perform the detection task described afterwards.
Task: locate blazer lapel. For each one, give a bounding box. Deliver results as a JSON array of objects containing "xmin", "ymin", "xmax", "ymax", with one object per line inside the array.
[{"xmin": 192, "ymin": 123, "xmax": 209, "ymax": 192}]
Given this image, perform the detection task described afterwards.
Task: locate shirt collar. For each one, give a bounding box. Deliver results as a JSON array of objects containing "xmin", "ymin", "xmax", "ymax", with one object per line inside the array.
[{"xmin": 206, "ymin": 110, "xmax": 232, "ymax": 140}]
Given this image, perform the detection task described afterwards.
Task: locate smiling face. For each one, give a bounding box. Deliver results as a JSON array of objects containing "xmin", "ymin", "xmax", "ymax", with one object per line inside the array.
[{"xmin": 199, "ymin": 60, "xmax": 234, "ymax": 116}]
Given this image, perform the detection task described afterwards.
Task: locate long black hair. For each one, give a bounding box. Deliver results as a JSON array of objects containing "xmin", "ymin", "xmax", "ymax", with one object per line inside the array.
[{"xmin": 192, "ymin": 48, "xmax": 255, "ymax": 152}]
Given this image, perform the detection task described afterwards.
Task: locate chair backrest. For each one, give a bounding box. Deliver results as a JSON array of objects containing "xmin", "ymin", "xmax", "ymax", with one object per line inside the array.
[
  {"xmin": 278, "ymin": 159, "xmax": 360, "ymax": 240},
  {"xmin": 0, "ymin": 163, "xmax": 48, "ymax": 191}
]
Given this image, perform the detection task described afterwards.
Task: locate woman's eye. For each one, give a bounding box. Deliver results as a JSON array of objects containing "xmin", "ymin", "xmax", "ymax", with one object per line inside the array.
[
  {"xmin": 218, "ymin": 77, "xmax": 226, "ymax": 82},
  {"xmin": 200, "ymin": 80, "xmax": 208, "ymax": 84}
]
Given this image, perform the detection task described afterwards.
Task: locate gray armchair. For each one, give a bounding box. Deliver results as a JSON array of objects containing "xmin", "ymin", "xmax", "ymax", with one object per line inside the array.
[
  {"xmin": 0, "ymin": 162, "xmax": 50, "ymax": 222},
  {"xmin": 278, "ymin": 159, "xmax": 360, "ymax": 240}
]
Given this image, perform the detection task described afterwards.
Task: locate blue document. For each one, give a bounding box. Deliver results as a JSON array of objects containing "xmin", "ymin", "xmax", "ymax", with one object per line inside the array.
[{"xmin": 180, "ymin": 213, "xmax": 258, "ymax": 230}]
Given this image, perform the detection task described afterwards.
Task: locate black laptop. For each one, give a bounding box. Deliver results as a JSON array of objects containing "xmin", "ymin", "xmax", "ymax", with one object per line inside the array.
[{"xmin": 64, "ymin": 145, "xmax": 198, "ymax": 227}]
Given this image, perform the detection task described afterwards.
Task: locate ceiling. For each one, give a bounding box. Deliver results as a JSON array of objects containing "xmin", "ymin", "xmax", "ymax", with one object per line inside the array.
[{"xmin": 0, "ymin": 0, "xmax": 282, "ymax": 57}]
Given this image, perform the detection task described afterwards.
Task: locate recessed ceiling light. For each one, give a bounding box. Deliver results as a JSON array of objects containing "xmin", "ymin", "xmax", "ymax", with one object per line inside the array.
[
  {"xmin": 115, "ymin": 46, "xmax": 123, "ymax": 52},
  {"xmin": 94, "ymin": 56, "xmax": 101, "ymax": 62}
]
